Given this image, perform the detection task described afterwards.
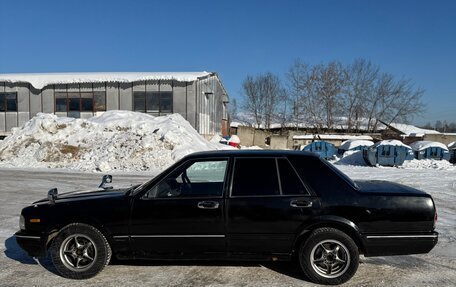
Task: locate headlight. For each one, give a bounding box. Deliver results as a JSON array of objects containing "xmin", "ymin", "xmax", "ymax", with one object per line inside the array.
[{"xmin": 19, "ymin": 215, "xmax": 25, "ymax": 230}]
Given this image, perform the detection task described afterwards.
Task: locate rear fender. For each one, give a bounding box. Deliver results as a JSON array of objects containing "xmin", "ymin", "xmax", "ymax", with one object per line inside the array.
[{"xmin": 294, "ymin": 215, "xmax": 365, "ymax": 254}]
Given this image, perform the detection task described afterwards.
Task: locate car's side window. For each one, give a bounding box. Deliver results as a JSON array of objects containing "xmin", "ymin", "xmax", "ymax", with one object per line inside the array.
[
  {"xmin": 277, "ymin": 158, "xmax": 309, "ymax": 195},
  {"xmin": 144, "ymin": 159, "xmax": 228, "ymax": 199},
  {"xmin": 231, "ymin": 158, "xmax": 280, "ymax": 197}
]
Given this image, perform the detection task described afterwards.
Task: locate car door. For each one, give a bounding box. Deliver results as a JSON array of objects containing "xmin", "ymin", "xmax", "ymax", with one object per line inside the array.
[
  {"xmin": 130, "ymin": 158, "xmax": 229, "ymax": 259},
  {"xmin": 226, "ymin": 157, "xmax": 319, "ymax": 256}
]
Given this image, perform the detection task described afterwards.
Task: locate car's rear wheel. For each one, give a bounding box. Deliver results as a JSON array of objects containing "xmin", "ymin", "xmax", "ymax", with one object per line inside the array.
[
  {"xmin": 50, "ymin": 223, "xmax": 111, "ymax": 279},
  {"xmin": 299, "ymin": 227, "xmax": 359, "ymax": 285}
]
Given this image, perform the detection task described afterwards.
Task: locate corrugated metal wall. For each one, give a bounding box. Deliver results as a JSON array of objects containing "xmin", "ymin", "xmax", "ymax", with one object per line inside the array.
[{"xmin": 0, "ymin": 76, "xmax": 228, "ymax": 135}]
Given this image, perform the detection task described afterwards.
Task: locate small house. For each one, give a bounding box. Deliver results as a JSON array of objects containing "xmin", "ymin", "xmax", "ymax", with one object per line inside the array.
[{"xmin": 338, "ymin": 139, "xmax": 374, "ymax": 155}]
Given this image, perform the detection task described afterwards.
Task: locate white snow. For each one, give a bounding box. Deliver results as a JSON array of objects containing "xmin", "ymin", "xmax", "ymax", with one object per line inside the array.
[
  {"xmin": 0, "ymin": 111, "xmax": 228, "ymax": 172},
  {"xmin": 388, "ymin": 122, "xmax": 440, "ymax": 136},
  {"xmin": 0, "ymin": 72, "xmax": 211, "ymax": 90},
  {"xmin": 335, "ymin": 150, "xmax": 367, "ymax": 166},
  {"xmin": 293, "ymin": 134, "xmax": 373, "ymax": 141},
  {"xmin": 339, "ymin": 139, "xmax": 374, "ymax": 151},
  {"xmin": 448, "ymin": 141, "xmax": 456, "ymax": 149},
  {"xmin": 409, "ymin": 141, "xmax": 449, "ymax": 151},
  {"xmin": 400, "ymin": 159, "xmax": 455, "ymax": 170},
  {"xmin": 375, "ymin": 139, "xmax": 412, "ymax": 149}
]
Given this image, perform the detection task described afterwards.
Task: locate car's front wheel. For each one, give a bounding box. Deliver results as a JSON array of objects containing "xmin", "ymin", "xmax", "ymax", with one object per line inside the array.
[
  {"xmin": 299, "ymin": 227, "xmax": 359, "ymax": 285},
  {"xmin": 50, "ymin": 223, "xmax": 112, "ymax": 279}
]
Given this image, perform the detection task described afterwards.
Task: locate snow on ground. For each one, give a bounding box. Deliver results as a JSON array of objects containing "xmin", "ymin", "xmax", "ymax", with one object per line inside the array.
[
  {"xmin": 0, "ymin": 165, "xmax": 455, "ymax": 286},
  {"xmin": 400, "ymin": 159, "xmax": 455, "ymax": 170},
  {"xmin": 0, "ymin": 111, "xmax": 228, "ymax": 173}
]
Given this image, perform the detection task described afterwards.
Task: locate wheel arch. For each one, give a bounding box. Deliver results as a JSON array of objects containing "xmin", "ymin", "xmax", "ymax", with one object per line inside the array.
[
  {"xmin": 293, "ymin": 216, "xmax": 365, "ymax": 255},
  {"xmin": 45, "ymin": 216, "xmax": 115, "ymax": 250}
]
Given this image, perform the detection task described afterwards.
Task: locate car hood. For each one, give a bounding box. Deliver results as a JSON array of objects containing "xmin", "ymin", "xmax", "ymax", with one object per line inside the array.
[
  {"xmin": 354, "ymin": 180, "xmax": 428, "ymax": 196},
  {"xmin": 33, "ymin": 185, "xmax": 138, "ymax": 204}
]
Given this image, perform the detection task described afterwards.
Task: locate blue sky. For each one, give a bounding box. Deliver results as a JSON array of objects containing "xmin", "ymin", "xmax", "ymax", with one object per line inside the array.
[{"xmin": 0, "ymin": 0, "xmax": 455, "ymax": 125}]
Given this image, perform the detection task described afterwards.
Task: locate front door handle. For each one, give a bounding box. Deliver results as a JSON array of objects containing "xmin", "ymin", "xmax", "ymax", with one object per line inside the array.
[
  {"xmin": 290, "ymin": 200, "xmax": 313, "ymax": 208},
  {"xmin": 197, "ymin": 201, "xmax": 220, "ymax": 209}
]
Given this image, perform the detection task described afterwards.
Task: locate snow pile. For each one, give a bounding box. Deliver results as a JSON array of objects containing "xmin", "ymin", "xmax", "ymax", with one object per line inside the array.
[
  {"xmin": 409, "ymin": 141, "xmax": 448, "ymax": 151},
  {"xmin": 400, "ymin": 159, "xmax": 455, "ymax": 170},
  {"xmin": 339, "ymin": 140, "xmax": 374, "ymax": 151},
  {"xmin": 334, "ymin": 150, "xmax": 367, "ymax": 166},
  {"xmin": 0, "ymin": 111, "xmax": 227, "ymax": 172}
]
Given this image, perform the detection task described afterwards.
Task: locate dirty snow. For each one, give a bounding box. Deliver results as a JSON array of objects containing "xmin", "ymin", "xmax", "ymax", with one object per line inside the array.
[
  {"xmin": 0, "ymin": 72, "xmax": 211, "ymax": 90},
  {"xmin": 339, "ymin": 140, "xmax": 374, "ymax": 151},
  {"xmin": 409, "ymin": 141, "xmax": 449, "ymax": 151},
  {"xmin": 0, "ymin": 111, "xmax": 228, "ymax": 172}
]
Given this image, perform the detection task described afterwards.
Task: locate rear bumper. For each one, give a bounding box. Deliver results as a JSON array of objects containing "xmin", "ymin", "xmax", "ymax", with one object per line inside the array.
[
  {"xmin": 362, "ymin": 232, "xmax": 438, "ymax": 257},
  {"xmin": 15, "ymin": 230, "xmax": 47, "ymax": 257}
]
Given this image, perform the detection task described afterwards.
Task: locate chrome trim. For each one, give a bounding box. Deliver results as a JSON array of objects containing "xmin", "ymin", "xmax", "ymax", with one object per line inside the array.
[
  {"xmin": 15, "ymin": 235, "xmax": 41, "ymax": 239},
  {"xmin": 366, "ymin": 235, "xmax": 438, "ymax": 239},
  {"xmin": 113, "ymin": 235, "xmax": 225, "ymax": 239}
]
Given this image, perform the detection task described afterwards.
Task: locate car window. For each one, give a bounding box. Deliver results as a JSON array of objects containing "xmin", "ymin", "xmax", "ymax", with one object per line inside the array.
[
  {"xmin": 144, "ymin": 160, "xmax": 227, "ymax": 199},
  {"xmin": 277, "ymin": 158, "xmax": 309, "ymax": 195},
  {"xmin": 231, "ymin": 158, "xmax": 280, "ymax": 197}
]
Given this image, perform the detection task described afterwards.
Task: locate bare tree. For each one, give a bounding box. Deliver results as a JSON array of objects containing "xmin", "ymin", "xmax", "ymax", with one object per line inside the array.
[{"xmin": 240, "ymin": 73, "xmax": 286, "ymax": 129}]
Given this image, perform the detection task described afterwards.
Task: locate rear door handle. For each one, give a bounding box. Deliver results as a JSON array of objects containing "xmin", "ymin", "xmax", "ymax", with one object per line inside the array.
[
  {"xmin": 290, "ymin": 200, "xmax": 313, "ymax": 208},
  {"xmin": 197, "ymin": 201, "xmax": 220, "ymax": 209}
]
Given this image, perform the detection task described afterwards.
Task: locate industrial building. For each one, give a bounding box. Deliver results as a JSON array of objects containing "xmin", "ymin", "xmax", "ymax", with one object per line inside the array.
[{"xmin": 0, "ymin": 72, "xmax": 229, "ymax": 136}]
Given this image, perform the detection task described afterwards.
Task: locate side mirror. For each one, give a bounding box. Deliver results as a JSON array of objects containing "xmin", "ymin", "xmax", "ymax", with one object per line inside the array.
[
  {"xmin": 48, "ymin": 188, "xmax": 58, "ymax": 204},
  {"xmin": 99, "ymin": 175, "xmax": 113, "ymax": 190}
]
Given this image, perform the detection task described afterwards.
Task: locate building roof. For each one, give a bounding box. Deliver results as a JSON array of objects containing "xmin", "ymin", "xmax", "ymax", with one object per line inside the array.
[
  {"xmin": 0, "ymin": 72, "xmax": 213, "ymax": 90},
  {"xmin": 293, "ymin": 134, "xmax": 373, "ymax": 141},
  {"xmin": 382, "ymin": 121, "xmax": 441, "ymax": 137}
]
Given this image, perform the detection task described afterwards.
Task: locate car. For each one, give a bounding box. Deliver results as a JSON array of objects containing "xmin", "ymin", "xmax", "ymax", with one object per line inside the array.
[{"xmin": 15, "ymin": 150, "xmax": 438, "ymax": 285}]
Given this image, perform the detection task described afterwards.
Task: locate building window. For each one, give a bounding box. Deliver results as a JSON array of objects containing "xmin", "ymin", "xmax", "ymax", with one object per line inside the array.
[
  {"xmin": 134, "ymin": 91, "xmax": 173, "ymax": 114},
  {"xmin": 0, "ymin": 92, "xmax": 18, "ymax": 112},
  {"xmin": 55, "ymin": 91, "xmax": 106, "ymax": 113}
]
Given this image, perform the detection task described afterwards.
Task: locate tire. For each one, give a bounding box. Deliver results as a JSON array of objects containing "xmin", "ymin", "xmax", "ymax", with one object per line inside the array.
[
  {"xmin": 50, "ymin": 223, "xmax": 112, "ymax": 279},
  {"xmin": 299, "ymin": 227, "xmax": 359, "ymax": 285}
]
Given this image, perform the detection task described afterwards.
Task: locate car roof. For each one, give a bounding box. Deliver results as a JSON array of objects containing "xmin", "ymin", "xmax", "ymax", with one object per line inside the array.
[{"xmin": 183, "ymin": 149, "xmax": 319, "ymax": 160}]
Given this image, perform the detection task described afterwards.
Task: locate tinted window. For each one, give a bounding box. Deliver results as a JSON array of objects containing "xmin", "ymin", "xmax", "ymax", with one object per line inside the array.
[
  {"xmin": 160, "ymin": 91, "xmax": 173, "ymax": 113},
  {"xmin": 232, "ymin": 158, "xmax": 280, "ymax": 196},
  {"xmin": 146, "ymin": 91, "xmax": 159, "ymax": 112},
  {"xmin": 278, "ymin": 158, "xmax": 309, "ymax": 195},
  {"xmin": 68, "ymin": 93, "xmax": 80, "ymax": 111},
  {"xmin": 0, "ymin": 93, "xmax": 5, "ymax": 111},
  {"xmin": 146, "ymin": 160, "xmax": 227, "ymax": 199},
  {"xmin": 134, "ymin": 92, "xmax": 146, "ymax": 112},
  {"xmin": 6, "ymin": 93, "xmax": 17, "ymax": 111},
  {"xmin": 93, "ymin": 92, "xmax": 106, "ymax": 111},
  {"xmin": 289, "ymin": 156, "xmax": 355, "ymax": 197},
  {"xmin": 55, "ymin": 93, "xmax": 67, "ymax": 112}
]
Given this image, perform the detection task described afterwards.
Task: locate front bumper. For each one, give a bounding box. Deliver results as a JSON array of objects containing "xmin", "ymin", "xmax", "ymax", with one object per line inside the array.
[
  {"xmin": 362, "ymin": 231, "xmax": 438, "ymax": 257},
  {"xmin": 15, "ymin": 230, "xmax": 47, "ymax": 257}
]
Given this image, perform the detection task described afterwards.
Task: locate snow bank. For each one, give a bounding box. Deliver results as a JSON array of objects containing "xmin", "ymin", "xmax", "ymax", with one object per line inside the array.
[
  {"xmin": 334, "ymin": 150, "xmax": 367, "ymax": 166},
  {"xmin": 409, "ymin": 141, "xmax": 448, "ymax": 151},
  {"xmin": 339, "ymin": 139, "xmax": 374, "ymax": 151},
  {"xmin": 0, "ymin": 72, "xmax": 211, "ymax": 90},
  {"xmin": 400, "ymin": 159, "xmax": 455, "ymax": 170},
  {"xmin": 0, "ymin": 111, "xmax": 227, "ymax": 172}
]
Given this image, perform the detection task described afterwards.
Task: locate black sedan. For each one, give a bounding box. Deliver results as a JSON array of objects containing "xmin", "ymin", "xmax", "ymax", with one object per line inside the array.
[{"xmin": 15, "ymin": 150, "xmax": 438, "ymax": 285}]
